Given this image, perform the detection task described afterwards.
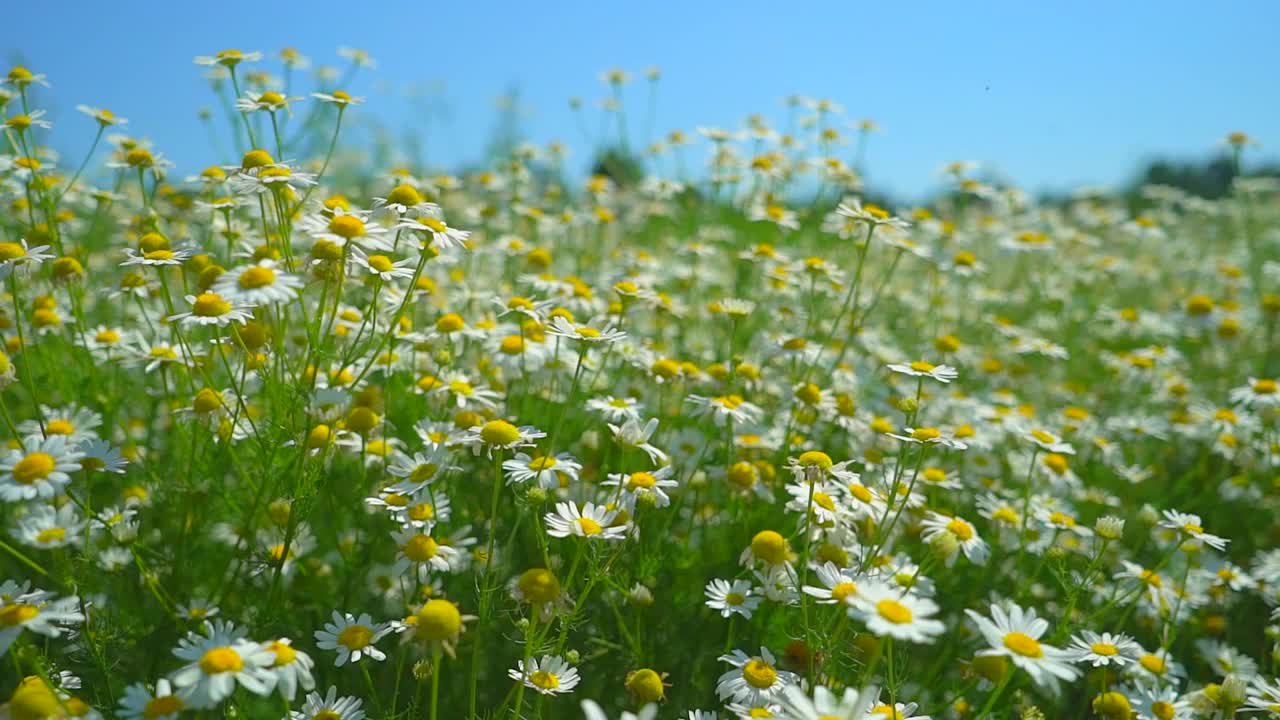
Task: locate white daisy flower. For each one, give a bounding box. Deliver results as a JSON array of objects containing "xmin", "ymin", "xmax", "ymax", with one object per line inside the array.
[
  {"xmin": 964, "ymin": 603, "xmax": 1080, "ymax": 688},
  {"xmin": 886, "ymin": 360, "xmax": 958, "ymax": 383},
  {"xmin": 705, "ymin": 578, "xmax": 760, "ymax": 619},
  {"xmin": 0, "ymin": 434, "xmax": 85, "ymax": 501},
  {"xmin": 851, "ymin": 581, "xmax": 945, "ymax": 643},
  {"xmin": 1159, "ymin": 509, "xmax": 1229, "ymax": 550},
  {"xmin": 118, "ymin": 679, "xmax": 184, "ymax": 720},
  {"xmin": 1066, "ymin": 630, "xmax": 1141, "ymax": 667},
  {"xmin": 603, "ymin": 466, "xmax": 678, "ymax": 508},
  {"xmin": 503, "ymin": 452, "xmax": 582, "ymax": 489},
  {"xmin": 12, "ymin": 502, "xmax": 87, "ymax": 549},
  {"xmin": 289, "ymin": 686, "xmax": 366, "ymax": 720},
  {"xmin": 212, "ymin": 262, "xmax": 303, "ymax": 305},
  {"xmin": 544, "ymin": 502, "xmax": 629, "ymax": 541},
  {"xmin": 168, "ymin": 292, "xmax": 255, "ymax": 328},
  {"xmin": 0, "ymin": 589, "xmax": 84, "ymax": 656},
  {"xmin": 170, "ymin": 621, "xmax": 276, "ymax": 708},
  {"xmin": 715, "ymin": 647, "xmax": 798, "ymax": 706},
  {"xmin": 778, "ymin": 682, "xmax": 876, "ymax": 720},
  {"xmin": 313, "ymin": 611, "xmax": 391, "ymax": 667},
  {"xmin": 509, "ymin": 655, "xmax": 580, "ymax": 695},
  {"xmin": 802, "ymin": 562, "xmax": 863, "ymax": 608}
]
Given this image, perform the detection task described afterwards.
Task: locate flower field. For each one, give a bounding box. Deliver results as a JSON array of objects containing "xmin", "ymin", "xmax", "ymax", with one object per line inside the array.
[{"xmin": 1, "ymin": 49, "xmax": 1279, "ymax": 720}]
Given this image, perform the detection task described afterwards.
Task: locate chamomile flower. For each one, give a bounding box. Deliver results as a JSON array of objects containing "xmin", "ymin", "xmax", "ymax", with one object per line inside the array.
[
  {"xmin": 920, "ymin": 512, "xmax": 989, "ymax": 566},
  {"xmin": 509, "ymin": 655, "xmax": 580, "ymax": 695},
  {"xmin": 118, "ymin": 679, "xmax": 184, "ymax": 720},
  {"xmin": 802, "ymin": 562, "xmax": 863, "ymax": 608},
  {"xmin": 3, "ymin": 439, "xmax": 82, "ymax": 504},
  {"xmin": 170, "ymin": 621, "xmax": 276, "ymax": 708},
  {"xmin": 0, "ymin": 589, "xmax": 84, "ymax": 655},
  {"xmin": 778, "ymin": 683, "xmax": 876, "ymax": 720},
  {"xmin": 705, "ymin": 578, "xmax": 761, "ymax": 619},
  {"xmin": 965, "ymin": 603, "xmax": 1080, "ymax": 688},
  {"xmin": 603, "ymin": 466, "xmax": 678, "ymax": 508},
  {"xmin": 505, "ymin": 452, "xmax": 582, "ymax": 489},
  {"xmin": 545, "ymin": 501, "xmax": 629, "ymax": 540},
  {"xmin": 212, "ymin": 262, "xmax": 302, "ymax": 305},
  {"xmin": 398, "ymin": 207, "xmax": 472, "ymax": 250},
  {"xmin": 1230, "ymin": 377, "xmax": 1278, "ymax": 407},
  {"xmin": 608, "ymin": 418, "xmax": 668, "ymax": 465},
  {"xmin": 887, "ymin": 360, "xmax": 959, "ymax": 383},
  {"xmin": 1159, "ymin": 509, "xmax": 1229, "ymax": 550},
  {"xmin": 263, "ymin": 638, "xmax": 315, "ymax": 701},
  {"xmin": 716, "ymin": 648, "xmax": 798, "ymax": 706},
  {"xmin": 459, "ymin": 419, "xmax": 546, "ymax": 458},
  {"xmin": 289, "ymin": 687, "xmax": 366, "ymax": 720},
  {"xmin": 852, "ymin": 581, "xmax": 946, "ymax": 643},
  {"xmin": 1066, "ymin": 631, "xmax": 1140, "ymax": 667},
  {"xmin": 168, "ymin": 292, "xmax": 255, "ymax": 328},
  {"xmin": 547, "ymin": 315, "xmax": 627, "ymax": 345},
  {"xmin": 313, "ymin": 611, "xmax": 391, "ymax": 666},
  {"xmin": 685, "ymin": 394, "xmax": 763, "ymax": 426},
  {"xmin": 351, "ymin": 246, "xmax": 417, "ymax": 281},
  {"xmin": 392, "ymin": 527, "xmax": 459, "ymax": 572}
]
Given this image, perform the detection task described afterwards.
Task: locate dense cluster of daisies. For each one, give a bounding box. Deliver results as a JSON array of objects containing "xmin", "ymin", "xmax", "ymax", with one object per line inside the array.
[{"xmin": 1, "ymin": 47, "xmax": 1279, "ymax": 720}]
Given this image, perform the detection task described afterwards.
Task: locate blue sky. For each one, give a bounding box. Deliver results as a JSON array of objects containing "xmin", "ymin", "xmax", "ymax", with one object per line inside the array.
[{"xmin": 7, "ymin": 1, "xmax": 1279, "ymax": 199}]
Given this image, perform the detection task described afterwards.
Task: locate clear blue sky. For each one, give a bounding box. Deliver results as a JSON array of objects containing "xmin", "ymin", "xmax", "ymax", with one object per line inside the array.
[{"xmin": 7, "ymin": 1, "xmax": 1279, "ymax": 199}]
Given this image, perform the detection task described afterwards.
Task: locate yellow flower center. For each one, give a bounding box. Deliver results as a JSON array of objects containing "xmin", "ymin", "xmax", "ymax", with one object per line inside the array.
[
  {"xmin": 0, "ymin": 603, "xmax": 38, "ymax": 626},
  {"xmin": 797, "ymin": 450, "xmax": 833, "ymax": 468},
  {"xmin": 410, "ymin": 463, "xmax": 438, "ymax": 482},
  {"xmin": 415, "ymin": 599, "xmax": 462, "ymax": 641},
  {"xmin": 367, "ymin": 255, "xmax": 395, "ymax": 273},
  {"xmin": 1030, "ymin": 429, "xmax": 1056, "ymax": 444},
  {"xmin": 529, "ymin": 670, "xmax": 560, "ymax": 690},
  {"xmin": 0, "ymin": 243, "xmax": 27, "ymax": 261},
  {"xmin": 419, "ymin": 217, "xmax": 448, "ymax": 233},
  {"xmin": 43, "ymin": 420, "xmax": 76, "ymax": 438},
  {"xmin": 628, "ymin": 472, "xmax": 657, "ymax": 489},
  {"xmin": 527, "ymin": 456, "xmax": 557, "ymax": 472},
  {"xmin": 1090, "ymin": 642, "xmax": 1118, "ymax": 656},
  {"xmin": 750, "ymin": 530, "xmax": 788, "ymax": 564},
  {"xmin": 911, "ymin": 427, "xmax": 940, "ymax": 441},
  {"xmin": 337, "ymin": 624, "xmax": 373, "ymax": 650},
  {"xmin": 1254, "ymin": 379, "xmax": 1277, "ymax": 394},
  {"xmin": 1151, "ymin": 702, "xmax": 1175, "ymax": 720},
  {"xmin": 408, "ymin": 503, "xmax": 435, "ymax": 522},
  {"xmin": 404, "ymin": 534, "xmax": 439, "ymax": 562},
  {"xmin": 910, "ymin": 360, "xmax": 936, "ymax": 372},
  {"xmin": 830, "ymin": 582, "xmax": 857, "ymax": 603},
  {"xmin": 742, "ymin": 659, "xmax": 778, "ymax": 689},
  {"xmin": 992, "ymin": 507, "xmax": 1019, "ymax": 525},
  {"xmin": 192, "ymin": 293, "xmax": 232, "ymax": 317},
  {"xmin": 144, "ymin": 250, "xmax": 175, "ymax": 261},
  {"xmin": 517, "ymin": 568, "xmax": 562, "ymax": 604},
  {"xmin": 35, "ymin": 528, "xmax": 66, "ymax": 544},
  {"xmin": 876, "ymin": 599, "xmax": 913, "ymax": 624},
  {"xmin": 576, "ymin": 517, "xmax": 603, "ymax": 536},
  {"xmin": 12, "ymin": 453, "xmax": 55, "ymax": 484},
  {"xmin": 946, "ymin": 518, "xmax": 974, "ymax": 541},
  {"xmin": 269, "ymin": 641, "xmax": 296, "ymax": 666},
  {"xmin": 142, "ymin": 695, "xmax": 184, "ymax": 719},
  {"xmin": 479, "ymin": 420, "xmax": 520, "ymax": 446},
  {"xmin": 238, "ymin": 266, "xmax": 275, "ymax": 289},
  {"xmin": 725, "ymin": 591, "xmax": 747, "ymax": 606},
  {"xmin": 328, "ymin": 214, "xmax": 365, "ymax": 239},
  {"xmin": 1042, "ymin": 453, "xmax": 1069, "ymax": 475},
  {"xmin": 199, "ymin": 647, "xmax": 244, "ymax": 674},
  {"xmin": 1002, "ymin": 632, "xmax": 1043, "ymax": 658}
]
